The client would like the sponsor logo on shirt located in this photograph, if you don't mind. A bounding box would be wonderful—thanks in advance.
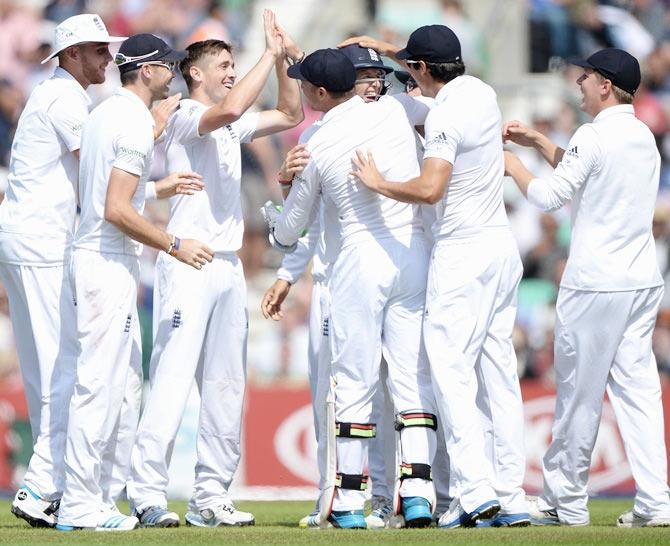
[425,131,449,151]
[321,317,329,337]
[566,146,579,158]
[172,308,182,328]
[124,314,132,333]
[69,121,82,135]
[224,124,240,143]
[118,146,146,160]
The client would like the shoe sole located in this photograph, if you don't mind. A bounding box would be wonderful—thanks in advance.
[494,518,531,527]
[140,519,180,528]
[11,505,55,528]
[185,518,255,527]
[465,502,501,528]
[405,515,432,528]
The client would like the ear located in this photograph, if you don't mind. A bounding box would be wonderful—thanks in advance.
[189,65,202,84]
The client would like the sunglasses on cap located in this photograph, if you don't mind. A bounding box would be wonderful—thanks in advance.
[114,51,177,72]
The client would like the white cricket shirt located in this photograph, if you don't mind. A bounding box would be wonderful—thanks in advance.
[163,99,259,253]
[273,95,424,250]
[423,75,509,240]
[74,88,154,256]
[0,67,90,265]
[527,104,663,291]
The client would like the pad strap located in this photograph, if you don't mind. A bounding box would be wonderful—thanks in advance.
[335,473,368,491]
[394,411,438,431]
[336,422,376,438]
[399,463,432,481]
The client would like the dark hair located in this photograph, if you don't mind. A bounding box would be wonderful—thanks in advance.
[120,68,140,86]
[180,39,233,90]
[426,59,465,83]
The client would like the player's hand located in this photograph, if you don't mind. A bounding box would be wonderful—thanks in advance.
[275,20,303,63]
[502,120,538,147]
[263,9,283,58]
[261,279,292,320]
[155,172,204,198]
[278,144,310,181]
[351,149,384,192]
[174,239,214,270]
[152,93,181,140]
[336,35,398,58]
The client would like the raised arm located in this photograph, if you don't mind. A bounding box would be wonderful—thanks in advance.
[198,9,284,135]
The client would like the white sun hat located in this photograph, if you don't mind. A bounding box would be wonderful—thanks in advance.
[41,13,126,64]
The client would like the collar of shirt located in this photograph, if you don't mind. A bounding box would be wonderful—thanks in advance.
[53,65,92,107]
[321,95,364,125]
[433,74,469,105]
[593,103,635,123]
[116,87,156,127]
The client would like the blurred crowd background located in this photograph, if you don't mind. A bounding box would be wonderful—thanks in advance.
[1,0,670,392]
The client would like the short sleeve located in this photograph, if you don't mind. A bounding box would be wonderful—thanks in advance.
[231,112,260,144]
[171,102,205,143]
[422,108,462,165]
[47,95,89,152]
[113,127,153,176]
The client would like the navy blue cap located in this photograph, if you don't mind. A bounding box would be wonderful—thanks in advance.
[394,70,412,85]
[340,44,393,74]
[396,25,461,63]
[570,48,640,95]
[287,48,356,92]
[115,33,185,74]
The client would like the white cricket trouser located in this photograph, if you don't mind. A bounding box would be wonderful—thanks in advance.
[0,262,78,501]
[128,252,248,512]
[308,280,326,492]
[58,249,140,527]
[329,237,436,512]
[540,286,670,524]
[424,232,526,514]
[368,363,396,501]
[100,336,143,506]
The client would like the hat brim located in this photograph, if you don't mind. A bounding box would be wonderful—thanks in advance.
[395,48,412,61]
[394,70,411,85]
[287,63,306,81]
[568,57,594,70]
[41,35,127,64]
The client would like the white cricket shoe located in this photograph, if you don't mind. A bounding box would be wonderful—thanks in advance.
[95,510,140,532]
[617,510,670,528]
[11,486,58,528]
[185,503,255,527]
[366,496,404,529]
[299,510,321,528]
[137,505,180,527]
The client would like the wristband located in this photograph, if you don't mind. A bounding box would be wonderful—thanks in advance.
[289,51,306,65]
[166,235,181,257]
[277,171,294,186]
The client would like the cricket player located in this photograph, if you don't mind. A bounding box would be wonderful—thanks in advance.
[263,43,443,529]
[349,25,529,528]
[126,10,304,528]
[504,48,670,527]
[266,48,438,530]
[56,33,212,532]
[0,14,126,528]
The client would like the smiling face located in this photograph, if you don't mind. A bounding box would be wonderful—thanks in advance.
[354,68,386,102]
[76,42,113,85]
[146,62,175,101]
[198,48,236,104]
[576,68,609,117]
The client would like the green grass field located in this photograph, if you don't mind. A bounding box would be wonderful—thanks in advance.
[0,499,668,546]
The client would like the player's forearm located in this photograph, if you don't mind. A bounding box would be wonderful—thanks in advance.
[532,131,565,168]
[104,202,172,252]
[274,58,304,127]
[373,176,442,205]
[504,152,536,197]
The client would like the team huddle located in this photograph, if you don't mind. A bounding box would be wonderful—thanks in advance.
[1,7,669,533]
